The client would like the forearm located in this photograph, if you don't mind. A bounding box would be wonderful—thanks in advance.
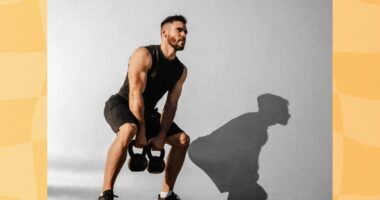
[129,91,145,126]
[158,103,177,138]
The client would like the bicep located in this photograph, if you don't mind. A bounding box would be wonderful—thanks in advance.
[128,48,151,94]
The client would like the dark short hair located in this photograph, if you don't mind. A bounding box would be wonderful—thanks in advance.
[161,15,187,28]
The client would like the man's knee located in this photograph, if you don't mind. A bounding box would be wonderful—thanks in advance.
[178,132,190,149]
[117,123,138,147]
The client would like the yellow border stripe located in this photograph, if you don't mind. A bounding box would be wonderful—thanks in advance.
[0,0,47,199]
[334,0,380,199]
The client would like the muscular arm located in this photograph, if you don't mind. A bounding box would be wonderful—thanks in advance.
[127,47,152,126]
[158,66,188,138]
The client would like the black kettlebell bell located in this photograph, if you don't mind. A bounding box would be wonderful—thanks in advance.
[128,140,148,172]
[147,145,166,174]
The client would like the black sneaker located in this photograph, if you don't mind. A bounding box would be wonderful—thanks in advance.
[98,190,118,200]
[158,192,181,200]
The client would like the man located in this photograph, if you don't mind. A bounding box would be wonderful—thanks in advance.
[99,15,190,200]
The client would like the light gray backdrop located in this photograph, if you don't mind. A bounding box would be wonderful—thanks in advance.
[48,0,331,199]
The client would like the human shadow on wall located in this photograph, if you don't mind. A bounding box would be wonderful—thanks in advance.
[188,93,291,200]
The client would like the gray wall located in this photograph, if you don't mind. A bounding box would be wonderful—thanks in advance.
[48,0,331,199]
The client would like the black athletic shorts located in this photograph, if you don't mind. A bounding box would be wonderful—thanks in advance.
[103,94,183,139]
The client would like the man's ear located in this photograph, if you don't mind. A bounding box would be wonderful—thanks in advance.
[161,29,168,38]
[161,24,170,38]
[161,29,166,37]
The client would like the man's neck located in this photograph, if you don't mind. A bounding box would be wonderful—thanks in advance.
[160,43,176,60]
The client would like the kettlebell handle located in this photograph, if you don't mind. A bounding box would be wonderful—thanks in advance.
[128,140,147,158]
[146,144,165,159]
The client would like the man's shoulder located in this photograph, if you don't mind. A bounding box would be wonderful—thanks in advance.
[129,46,154,69]
[139,44,159,52]
[134,44,159,57]
[137,45,161,60]
[132,47,150,58]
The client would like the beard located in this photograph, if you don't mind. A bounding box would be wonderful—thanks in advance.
[168,35,185,51]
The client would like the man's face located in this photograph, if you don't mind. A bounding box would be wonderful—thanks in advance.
[165,21,187,51]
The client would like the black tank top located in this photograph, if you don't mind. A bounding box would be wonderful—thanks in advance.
[118,45,184,111]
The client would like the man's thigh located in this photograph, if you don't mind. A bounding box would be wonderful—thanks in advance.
[104,95,138,133]
[145,110,185,140]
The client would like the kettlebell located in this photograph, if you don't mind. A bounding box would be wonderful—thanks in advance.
[147,145,166,174]
[128,140,148,172]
